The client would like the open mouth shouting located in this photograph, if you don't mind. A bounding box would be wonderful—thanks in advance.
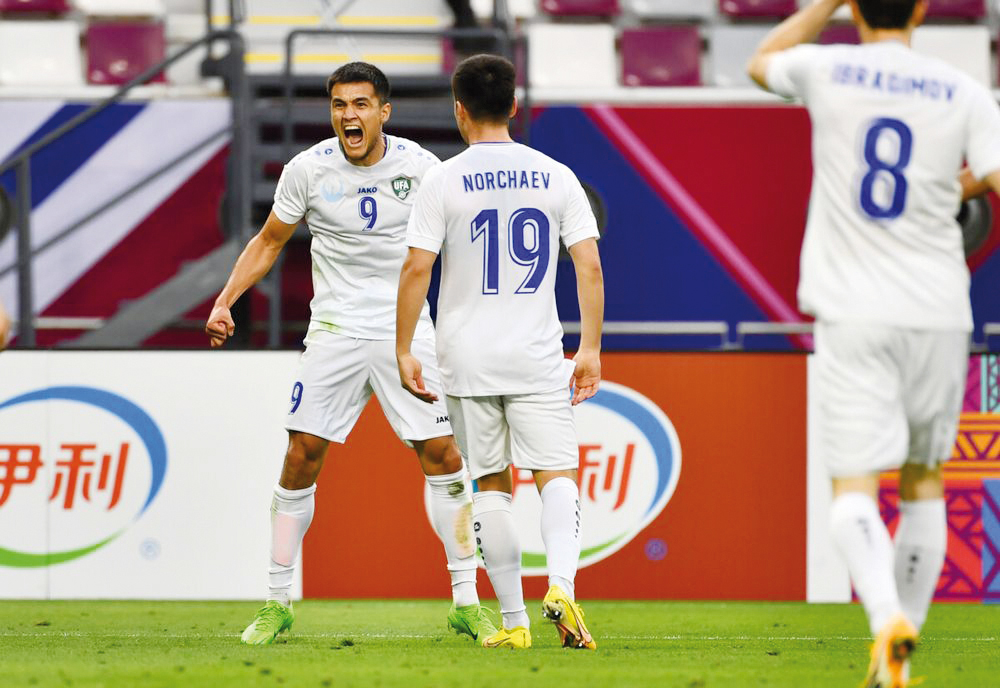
[329,80,391,167]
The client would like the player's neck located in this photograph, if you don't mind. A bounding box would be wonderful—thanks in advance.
[858,25,913,47]
[464,123,513,145]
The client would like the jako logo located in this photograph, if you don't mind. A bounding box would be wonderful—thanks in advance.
[422,381,680,574]
[0,386,168,568]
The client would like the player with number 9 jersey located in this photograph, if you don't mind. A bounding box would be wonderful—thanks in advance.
[273,132,437,342]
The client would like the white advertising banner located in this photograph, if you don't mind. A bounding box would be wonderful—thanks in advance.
[0,351,301,599]
[805,354,852,603]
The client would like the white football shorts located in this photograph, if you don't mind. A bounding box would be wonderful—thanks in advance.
[812,321,968,478]
[446,389,578,481]
[285,333,452,444]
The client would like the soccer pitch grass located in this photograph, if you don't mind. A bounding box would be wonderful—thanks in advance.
[2,600,997,687]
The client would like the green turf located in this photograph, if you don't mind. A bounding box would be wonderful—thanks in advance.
[1,600,996,687]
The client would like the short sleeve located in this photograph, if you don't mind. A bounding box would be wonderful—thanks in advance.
[965,83,1000,180]
[766,45,823,102]
[272,157,310,224]
[560,168,599,248]
[406,163,447,254]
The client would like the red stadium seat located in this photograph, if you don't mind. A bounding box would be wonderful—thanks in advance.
[926,0,985,18]
[86,20,167,85]
[818,24,860,45]
[719,0,796,19]
[540,0,620,16]
[0,0,69,12]
[622,26,701,86]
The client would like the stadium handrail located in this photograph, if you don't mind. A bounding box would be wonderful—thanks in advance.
[0,28,251,348]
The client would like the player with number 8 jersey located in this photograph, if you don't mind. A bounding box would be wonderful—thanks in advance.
[748,2,1000,686]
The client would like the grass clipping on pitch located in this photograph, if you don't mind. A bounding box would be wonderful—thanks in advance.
[2,600,997,687]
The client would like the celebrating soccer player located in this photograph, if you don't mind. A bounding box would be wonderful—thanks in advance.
[396,54,605,650]
[748,1,1000,685]
[206,62,495,645]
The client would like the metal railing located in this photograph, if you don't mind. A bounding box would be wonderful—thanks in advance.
[0,26,251,347]
[15,318,1000,352]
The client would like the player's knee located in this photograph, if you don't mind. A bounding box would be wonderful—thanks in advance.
[285,431,328,465]
[418,436,463,473]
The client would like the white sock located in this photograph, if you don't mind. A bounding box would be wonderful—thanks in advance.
[267,483,316,606]
[540,477,581,601]
[829,492,901,636]
[894,498,947,631]
[426,469,479,607]
[473,490,529,629]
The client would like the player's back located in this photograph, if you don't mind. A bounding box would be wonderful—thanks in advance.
[418,142,596,396]
[769,41,1000,330]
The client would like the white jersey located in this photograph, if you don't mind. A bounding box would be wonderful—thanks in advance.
[272,134,439,341]
[767,41,1000,331]
[406,142,599,397]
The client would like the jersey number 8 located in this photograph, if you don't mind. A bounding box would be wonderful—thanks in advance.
[858,117,912,221]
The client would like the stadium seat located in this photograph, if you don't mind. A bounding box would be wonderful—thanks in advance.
[87,21,168,85]
[0,0,69,13]
[621,26,701,86]
[0,19,83,85]
[925,0,985,19]
[527,23,616,89]
[718,0,795,19]
[164,11,209,85]
[818,24,859,44]
[625,0,714,20]
[540,0,620,15]
[911,25,990,88]
[708,24,770,87]
[75,0,165,16]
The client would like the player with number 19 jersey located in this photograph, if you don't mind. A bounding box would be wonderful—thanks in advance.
[405,142,599,397]
[273,134,438,342]
[766,42,1000,331]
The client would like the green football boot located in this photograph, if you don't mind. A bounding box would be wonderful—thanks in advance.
[241,600,294,645]
[447,603,499,641]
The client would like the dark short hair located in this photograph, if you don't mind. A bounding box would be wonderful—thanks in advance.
[326,61,390,102]
[451,54,516,124]
[856,0,920,29]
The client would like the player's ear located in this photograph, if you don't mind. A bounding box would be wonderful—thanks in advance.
[910,0,928,28]
[380,100,392,125]
[509,96,518,120]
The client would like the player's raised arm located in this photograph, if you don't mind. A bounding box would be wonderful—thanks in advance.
[205,210,298,348]
[396,247,438,402]
[747,0,846,89]
[568,237,604,405]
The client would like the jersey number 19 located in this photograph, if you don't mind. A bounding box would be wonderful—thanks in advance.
[471,207,550,295]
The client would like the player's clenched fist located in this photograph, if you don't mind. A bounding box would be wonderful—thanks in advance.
[205,304,235,348]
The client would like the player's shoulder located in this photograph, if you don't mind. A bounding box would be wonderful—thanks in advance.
[287,137,343,170]
[386,135,441,166]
